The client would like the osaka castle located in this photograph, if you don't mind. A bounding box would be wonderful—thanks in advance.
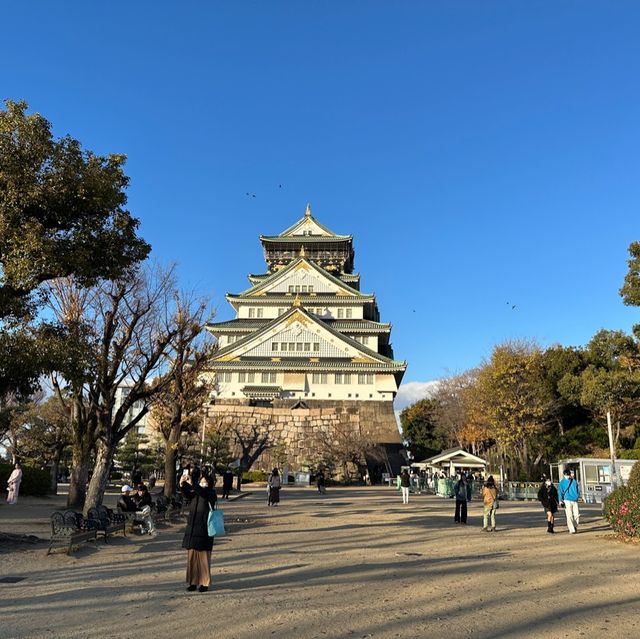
[205,204,407,470]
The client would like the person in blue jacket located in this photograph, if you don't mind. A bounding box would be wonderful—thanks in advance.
[558,468,580,534]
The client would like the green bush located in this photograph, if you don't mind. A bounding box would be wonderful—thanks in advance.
[0,463,51,496]
[603,463,640,539]
[241,470,268,483]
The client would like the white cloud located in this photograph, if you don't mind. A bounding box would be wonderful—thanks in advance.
[394,380,440,413]
[394,380,440,432]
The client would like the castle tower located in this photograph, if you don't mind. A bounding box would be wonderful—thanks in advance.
[205,205,407,472]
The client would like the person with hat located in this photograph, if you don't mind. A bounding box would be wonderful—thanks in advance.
[558,468,580,533]
[118,485,137,512]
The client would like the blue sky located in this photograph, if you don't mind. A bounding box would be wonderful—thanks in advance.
[2,2,640,403]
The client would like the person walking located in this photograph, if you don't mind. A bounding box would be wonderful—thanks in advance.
[454,472,471,524]
[6,462,23,505]
[400,468,411,504]
[316,469,327,494]
[558,468,580,534]
[222,468,234,499]
[537,475,559,534]
[267,468,281,506]
[180,469,217,592]
[481,476,499,532]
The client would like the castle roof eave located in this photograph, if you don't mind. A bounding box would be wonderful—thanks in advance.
[210,305,402,367]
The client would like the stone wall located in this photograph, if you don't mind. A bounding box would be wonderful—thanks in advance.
[204,400,401,471]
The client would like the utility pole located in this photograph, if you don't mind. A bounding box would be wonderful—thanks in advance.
[606,410,619,489]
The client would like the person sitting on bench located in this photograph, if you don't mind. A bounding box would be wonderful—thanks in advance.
[119,485,156,535]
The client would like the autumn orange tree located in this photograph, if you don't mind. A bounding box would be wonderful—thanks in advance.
[473,341,554,479]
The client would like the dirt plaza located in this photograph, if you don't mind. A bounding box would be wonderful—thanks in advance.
[1,486,639,639]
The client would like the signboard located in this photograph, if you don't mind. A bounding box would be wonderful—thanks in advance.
[619,465,632,483]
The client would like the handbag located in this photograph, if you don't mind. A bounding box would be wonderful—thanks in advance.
[207,503,225,537]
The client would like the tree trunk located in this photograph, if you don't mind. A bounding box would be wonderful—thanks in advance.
[49,447,62,495]
[164,442,178,498]
[67,446,91,509]
[557,418,564,437]
[84,442,116,515]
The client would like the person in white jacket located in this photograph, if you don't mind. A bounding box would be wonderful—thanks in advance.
[6,462,23,505]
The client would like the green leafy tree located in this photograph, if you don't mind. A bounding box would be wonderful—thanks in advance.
[400,398,443,459]
[0,99,149,434]
[620,241,640,307]
[0,100,149,321]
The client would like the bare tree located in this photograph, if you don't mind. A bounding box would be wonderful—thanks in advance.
[150,291,216,497]
[231,423,273,490]
[312,421,376,482]
[47,265,181,511]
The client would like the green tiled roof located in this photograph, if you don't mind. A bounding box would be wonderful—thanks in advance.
[226,293,376,305]
[207,318,390,333]
[275,212,351,239]
[260,235,352,243]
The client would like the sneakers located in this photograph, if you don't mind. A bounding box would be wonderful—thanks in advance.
[187,585,197,592]
[198,586,208,593]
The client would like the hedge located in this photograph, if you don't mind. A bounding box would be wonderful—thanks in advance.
[0,463,51,497]
[241,470,268,483]
[603,463,640,539]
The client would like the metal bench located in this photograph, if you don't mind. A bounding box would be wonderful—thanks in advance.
[48,510,98,555]
[87,506,126,542]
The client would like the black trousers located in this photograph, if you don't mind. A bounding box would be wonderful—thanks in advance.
[455,499,467,523]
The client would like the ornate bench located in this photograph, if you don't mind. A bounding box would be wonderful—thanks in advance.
[48,510,97,555]
[87,505,126,542]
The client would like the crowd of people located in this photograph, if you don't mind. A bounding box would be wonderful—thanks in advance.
[396,467,581,535]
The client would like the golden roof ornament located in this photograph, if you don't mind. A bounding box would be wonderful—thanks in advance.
[292,293,302,307]
[304,203,312,218]
[299,245,306,257]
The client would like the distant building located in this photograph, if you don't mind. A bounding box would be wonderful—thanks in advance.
[114,385,150,437]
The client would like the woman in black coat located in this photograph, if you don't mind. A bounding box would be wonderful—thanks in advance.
[180,470,217,592]
[537,476,559,534]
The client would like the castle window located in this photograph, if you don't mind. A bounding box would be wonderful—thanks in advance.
[302,285,307,293]
[248,308,255,318]
[313,343,320,351]
[281,343,288,351]
[304,342,310,351]
[289,342,295,351]
[247,372,255,382]
[337,308,344,319]
[288,286,294,294]
[261,372,269,383]
[257,308,263,318]
[238,372,246,383]
[296,343,303,351]
[278,308,285,315]
[344,374,351,384]
[272,342,278,351]
[346,308,352,318]
[295,285,301,293]
[309,285,314,293]
[335,373,343,384]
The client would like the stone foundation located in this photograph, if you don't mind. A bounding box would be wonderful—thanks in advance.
[204,400,401,471]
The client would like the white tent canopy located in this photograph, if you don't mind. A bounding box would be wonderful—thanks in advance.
[414,447,488,476]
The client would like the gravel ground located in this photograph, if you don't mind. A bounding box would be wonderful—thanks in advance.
[0,486,639,639]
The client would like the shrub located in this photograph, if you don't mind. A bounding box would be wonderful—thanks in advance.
[603,463,640,539]
[242,470,268,483]
[0,464,51,496]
